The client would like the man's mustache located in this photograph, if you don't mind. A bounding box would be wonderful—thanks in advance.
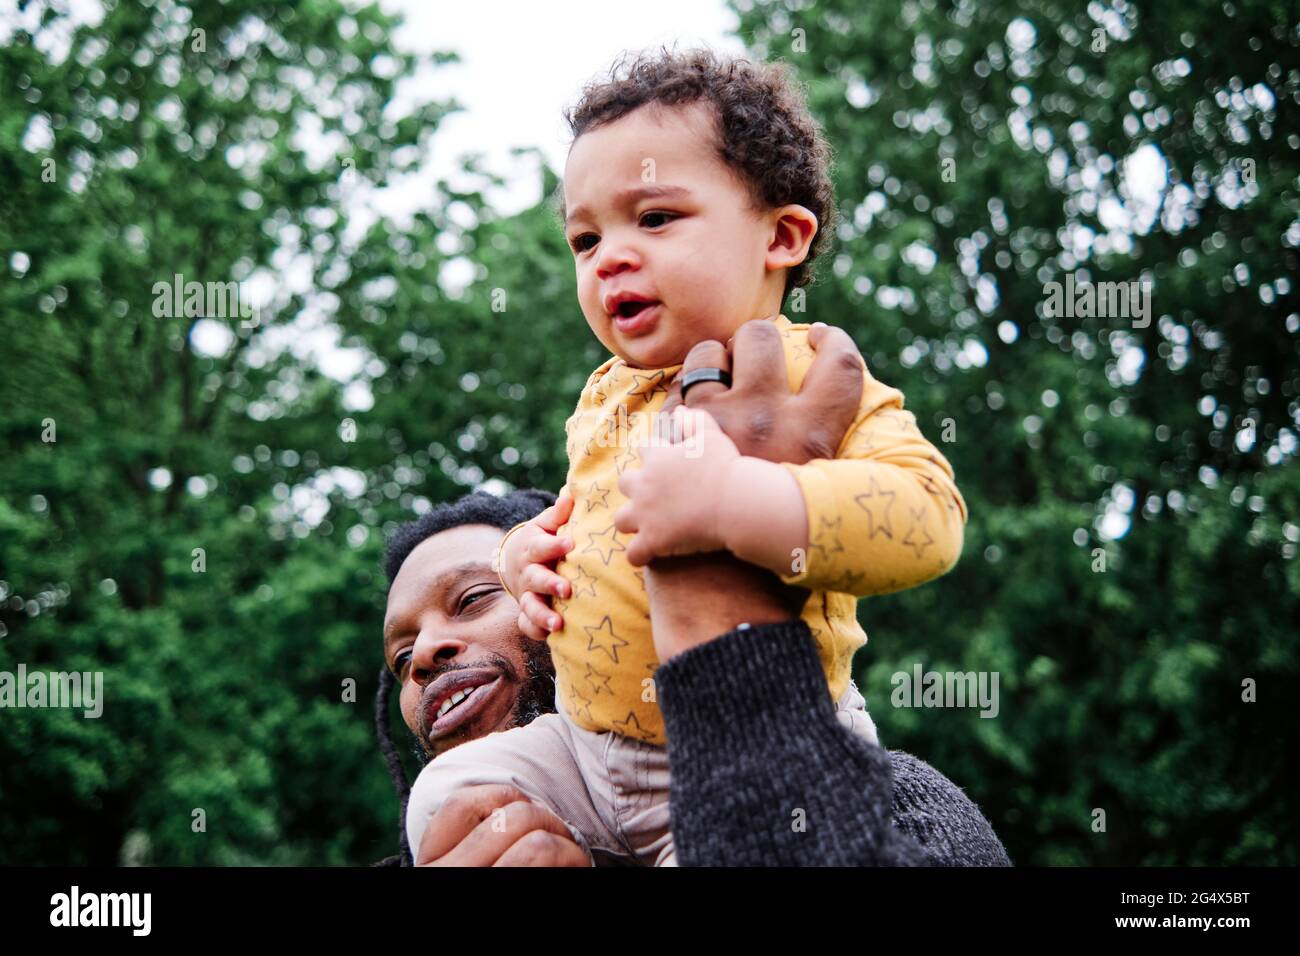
[415,654,517,743]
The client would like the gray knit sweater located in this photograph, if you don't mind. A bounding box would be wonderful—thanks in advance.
[656,620,1012,866]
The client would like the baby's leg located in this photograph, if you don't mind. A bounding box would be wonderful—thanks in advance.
[561,713,676,866]
[405,712,625,863]
[835,679,881,747]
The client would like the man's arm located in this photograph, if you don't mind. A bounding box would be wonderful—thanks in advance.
[655,618,930,866]
[645,323,1007,866]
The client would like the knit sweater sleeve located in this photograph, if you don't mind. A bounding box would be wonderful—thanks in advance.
[655,619,1012,867]
[655,619,930,866]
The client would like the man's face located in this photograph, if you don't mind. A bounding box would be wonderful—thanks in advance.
[384,524,553,760]
[563,100,778,369]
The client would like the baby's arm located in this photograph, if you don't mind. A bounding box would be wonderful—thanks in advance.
[756,390,967,596]
[616,381,965,596]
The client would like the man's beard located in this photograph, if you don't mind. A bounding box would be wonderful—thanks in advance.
[411,636,556,763]
[512,636,557,727]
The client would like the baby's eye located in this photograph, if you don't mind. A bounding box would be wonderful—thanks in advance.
[640,211,676,228]
[570,234,598,254]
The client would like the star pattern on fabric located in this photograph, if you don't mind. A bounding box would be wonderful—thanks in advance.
[612,710,657,742]
[613,443,640,475]
[582,523,627,565]
[792,340,815,361]
[569,682,594,723]
[570,564,597,599]
[928,456,961,511]
[630,370,668,400]
[838,569,872,595]
[853,476,896,540]
[809,624,828,655]
[877,410,917,433]
[584,481,611,512]
[810,514,846,563]
[917,472,944,499]
[902,506,935,559]
[584,662,613,695]
[846,430,878,455]
[583,615,629,664]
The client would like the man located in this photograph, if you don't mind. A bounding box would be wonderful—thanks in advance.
[375,322,1011,866]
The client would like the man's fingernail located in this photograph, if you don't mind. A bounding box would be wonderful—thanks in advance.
[550,616,561,629]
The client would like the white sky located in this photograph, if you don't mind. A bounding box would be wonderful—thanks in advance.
[377,0,743,217]
[198,0,744,390]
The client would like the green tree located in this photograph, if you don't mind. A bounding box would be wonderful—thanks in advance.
[0,0,460,864]
[733,0,1299,863]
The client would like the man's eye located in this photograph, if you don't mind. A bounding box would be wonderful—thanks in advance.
[459,587,495,613]
[570,234,598,253]
[393,650,412,680]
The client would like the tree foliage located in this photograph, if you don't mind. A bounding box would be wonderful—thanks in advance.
[1,0,1296,864]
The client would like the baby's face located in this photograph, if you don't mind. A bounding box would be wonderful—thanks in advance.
[563,101,778,369]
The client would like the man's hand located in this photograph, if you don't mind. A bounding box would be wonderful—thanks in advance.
[415,784,589,867]
[498,490,575,640]
[661,319,865,464]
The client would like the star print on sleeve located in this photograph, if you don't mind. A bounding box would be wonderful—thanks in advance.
[583,615,629,664]
[902,506,936,559]
[775,363,967,598]
[809,514,846,563]
[844,431,877,455]
[582,523,627,565]
[853,476,896,540]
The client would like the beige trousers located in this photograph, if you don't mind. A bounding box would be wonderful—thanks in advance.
[405,681,879,866]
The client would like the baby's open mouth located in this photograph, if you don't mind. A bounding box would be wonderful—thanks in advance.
[616,300,657,318]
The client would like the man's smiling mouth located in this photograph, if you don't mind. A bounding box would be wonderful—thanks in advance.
[422,671,504,741]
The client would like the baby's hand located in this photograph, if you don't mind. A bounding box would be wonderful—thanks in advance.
[615,407,741,566]
[498,489,575,641]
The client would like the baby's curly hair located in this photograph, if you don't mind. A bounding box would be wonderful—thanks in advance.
[559,46,837,303]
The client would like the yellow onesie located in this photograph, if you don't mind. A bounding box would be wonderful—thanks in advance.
[549,314,968,745]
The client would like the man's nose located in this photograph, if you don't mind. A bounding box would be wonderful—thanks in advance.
[409,621,467,687]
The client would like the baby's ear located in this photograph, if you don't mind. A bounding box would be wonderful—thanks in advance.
[766,204,818,271]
